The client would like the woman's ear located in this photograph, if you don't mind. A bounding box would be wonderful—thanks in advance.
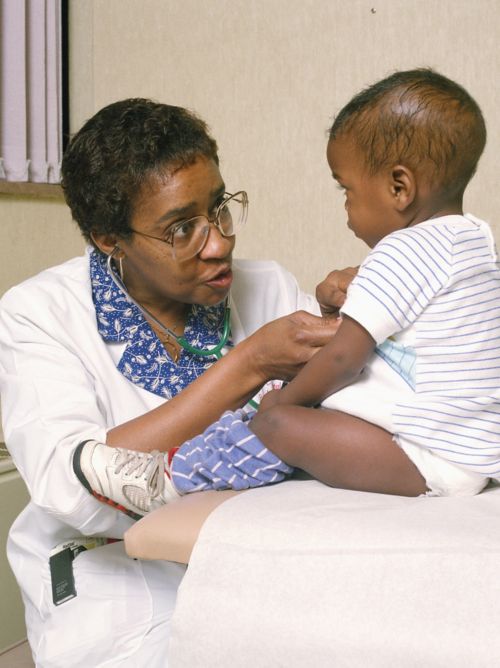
[90,232,122,256]
[390,165,416,212]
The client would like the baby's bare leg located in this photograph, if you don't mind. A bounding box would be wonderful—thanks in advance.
[250,406,427,496]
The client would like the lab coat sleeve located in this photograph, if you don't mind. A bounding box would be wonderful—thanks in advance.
[230,259,320,336]
[296,285,320,316]
[0,294,126,536]
[273,261,320,316]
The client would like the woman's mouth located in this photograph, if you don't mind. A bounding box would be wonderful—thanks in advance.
[205,268,233,290]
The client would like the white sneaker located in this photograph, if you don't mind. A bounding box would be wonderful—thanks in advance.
[73,440,178,520]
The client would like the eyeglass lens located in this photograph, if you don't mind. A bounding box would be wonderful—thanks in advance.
[173,193,247,261]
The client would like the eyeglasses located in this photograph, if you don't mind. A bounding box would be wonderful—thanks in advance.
[129,190,248,261]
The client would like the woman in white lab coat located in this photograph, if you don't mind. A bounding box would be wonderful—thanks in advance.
[0,99,339,667]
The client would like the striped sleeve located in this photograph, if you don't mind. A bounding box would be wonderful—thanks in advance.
[341,225,452,343]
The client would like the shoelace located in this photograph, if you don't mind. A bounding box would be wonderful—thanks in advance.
[113,449,165,498]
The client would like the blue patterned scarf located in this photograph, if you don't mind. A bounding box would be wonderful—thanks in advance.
[90,249,232,399]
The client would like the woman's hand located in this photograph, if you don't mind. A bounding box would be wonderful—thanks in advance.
[108,310,338,452]
[244,310,341,383]
[316,266,358,317]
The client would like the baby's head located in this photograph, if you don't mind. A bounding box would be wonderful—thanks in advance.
[327,69,486,246]
[330,68,486,198]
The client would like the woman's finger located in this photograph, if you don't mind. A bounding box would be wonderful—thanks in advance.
[287,310,341,346]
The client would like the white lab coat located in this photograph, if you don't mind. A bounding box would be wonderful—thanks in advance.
[0,250,317,668]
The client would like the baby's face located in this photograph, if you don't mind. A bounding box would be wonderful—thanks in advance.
[326,136,405,248]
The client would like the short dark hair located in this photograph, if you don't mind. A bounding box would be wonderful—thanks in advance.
[329,68,486,197]
[61,98,219,243]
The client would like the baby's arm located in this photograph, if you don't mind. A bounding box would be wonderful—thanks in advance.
[265,315,375,408]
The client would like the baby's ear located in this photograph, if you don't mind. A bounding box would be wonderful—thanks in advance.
[390,165,416,211]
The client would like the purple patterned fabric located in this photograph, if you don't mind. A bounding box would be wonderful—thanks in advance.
[172,409,293,493]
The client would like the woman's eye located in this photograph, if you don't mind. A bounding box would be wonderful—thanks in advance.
[174,220,194,237]
[212,199,226,216]
[171,219,197,239]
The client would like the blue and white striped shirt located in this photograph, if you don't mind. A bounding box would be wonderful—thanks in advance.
[342,214,500,477]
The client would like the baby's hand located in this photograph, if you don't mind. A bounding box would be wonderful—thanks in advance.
[258,388,282,412]
[316,266,358,317]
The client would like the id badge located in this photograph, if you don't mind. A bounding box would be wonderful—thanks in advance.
[48,537,115,606]
[49,547,77,606]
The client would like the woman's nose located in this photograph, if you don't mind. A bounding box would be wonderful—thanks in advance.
[198,224,235,259]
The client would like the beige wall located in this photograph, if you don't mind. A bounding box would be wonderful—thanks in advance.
[0,196,83,295]
[0,466,30,651]
[1,0,499,298]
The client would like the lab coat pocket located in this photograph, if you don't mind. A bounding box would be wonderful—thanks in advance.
[37,541,152,667]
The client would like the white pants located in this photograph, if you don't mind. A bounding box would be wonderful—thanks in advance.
[31,541,185,667]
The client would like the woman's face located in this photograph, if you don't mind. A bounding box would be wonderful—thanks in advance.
[118,157,235,312]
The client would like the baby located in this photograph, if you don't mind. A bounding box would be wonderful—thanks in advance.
[74,68,500,517]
